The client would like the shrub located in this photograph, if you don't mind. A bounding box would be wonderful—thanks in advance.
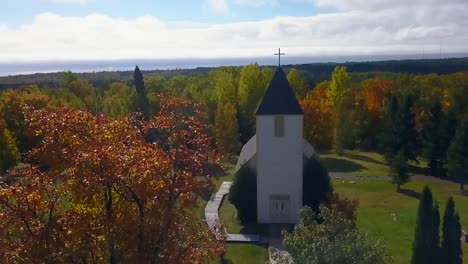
[228,166,257,223]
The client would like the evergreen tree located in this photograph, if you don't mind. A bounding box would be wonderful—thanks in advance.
[446,120,468,190]
[399,95,419,161]
[390,149,410,192]
[133,66,150,119]
[380,95,400,163]
[228,166,257,223]
[422,100,445,176]
[380,94,418,164]
[303,157,333,212]
[411,186,439,264]
[441,197,463,264]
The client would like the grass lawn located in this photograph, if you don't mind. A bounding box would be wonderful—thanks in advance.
[320,150,426,176]
[334,179,468,263]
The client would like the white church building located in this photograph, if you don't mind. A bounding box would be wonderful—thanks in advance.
[234,67,316,224]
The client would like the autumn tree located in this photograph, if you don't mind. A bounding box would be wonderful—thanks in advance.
[102,82,136,117]
[0,118,19,174]
[134,65,150,119]
[215,102,240,155]
[237,63,272,143]
[0,96,223,263]
[300,81,333,149]
[287,68,305,98]
[446,119,468,190]
[0,85,50,153]
[327,66,352,155]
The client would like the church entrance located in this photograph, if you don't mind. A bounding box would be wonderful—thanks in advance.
[269,194,290,222]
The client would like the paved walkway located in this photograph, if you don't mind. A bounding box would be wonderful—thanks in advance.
[204,181,260,243]
[330,172,467,184]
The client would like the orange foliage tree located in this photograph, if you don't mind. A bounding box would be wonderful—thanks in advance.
[0,95,223,263]
[300,82,334,149]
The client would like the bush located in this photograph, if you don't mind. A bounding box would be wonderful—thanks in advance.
[228,166,257,223]
[303,156,333,212]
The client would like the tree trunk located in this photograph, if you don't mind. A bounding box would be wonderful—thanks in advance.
[137,202,145,264]
[105,185,116,264]
[461,182,464,191]
[397,184,401,193]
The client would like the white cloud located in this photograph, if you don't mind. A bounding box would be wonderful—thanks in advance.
[205,0,230,15]
[1,3,468,62]
[309,0,467,10]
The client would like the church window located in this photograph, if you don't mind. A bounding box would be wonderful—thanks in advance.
[274,116,285,137]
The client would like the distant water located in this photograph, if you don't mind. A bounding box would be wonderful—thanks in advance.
[1,53,467,77]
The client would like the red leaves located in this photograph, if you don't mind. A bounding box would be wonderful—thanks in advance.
[0,95,223,262]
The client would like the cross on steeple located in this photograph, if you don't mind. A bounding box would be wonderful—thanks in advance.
[274,48,285,67]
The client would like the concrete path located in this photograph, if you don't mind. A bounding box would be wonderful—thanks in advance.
[330,172,467,184]
[204,181,260,243]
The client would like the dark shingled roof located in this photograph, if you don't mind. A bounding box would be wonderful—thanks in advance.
[256,67,304,115]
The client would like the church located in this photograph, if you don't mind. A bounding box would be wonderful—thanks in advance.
[234,66,316,224]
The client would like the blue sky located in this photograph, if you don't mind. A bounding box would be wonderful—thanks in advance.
[1,0,328,26]
[1,0,468,61]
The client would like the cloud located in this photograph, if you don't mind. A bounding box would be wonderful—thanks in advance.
[1,3,468,62]
[309,0,467,10]
[205,0,229,15]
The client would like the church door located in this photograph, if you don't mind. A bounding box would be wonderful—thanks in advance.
[269,195,290,222]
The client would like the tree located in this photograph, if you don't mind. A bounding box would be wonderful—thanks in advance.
[380,94,418,164]
[303,157,332,212]
[390,149,410,192]
[134,65,150,119]
[0,118,19,174]
[0,97,223,263]
[411,186,440,264]
[327,66,351,155]
[101,82,135,117]
[282,206,386,264]
[441,197,463,264]
[237,63,266,143]
[228,166,257,223]
[287,68,305,98]
[446,120,468,190]
[300,84,334,150]
[215,102,240,155]
[422,100,455,177]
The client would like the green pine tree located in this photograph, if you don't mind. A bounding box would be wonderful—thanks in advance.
[441,197,463,264]
[446,120,468,190]
[399,95,419,161]
[303,156,333,212]
[411,186,439,264]
[390,149,410,192]
[380,95,400,163]
[422,100,446,177]
[133,65,150,119]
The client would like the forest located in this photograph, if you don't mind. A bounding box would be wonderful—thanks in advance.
[1,61,468,262]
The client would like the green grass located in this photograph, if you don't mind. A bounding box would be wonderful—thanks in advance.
[333,179,468,263]
[320,150,426,176]
[210,244,269,264]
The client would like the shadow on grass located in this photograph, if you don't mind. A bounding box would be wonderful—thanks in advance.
[343,153,387,166]
[408,164,427,175]
[321,157,366,173]
[399,188,420,199]
[239,223,269,236]
[460,189,468,197]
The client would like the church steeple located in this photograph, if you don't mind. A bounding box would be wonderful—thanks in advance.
[256,67,303,116]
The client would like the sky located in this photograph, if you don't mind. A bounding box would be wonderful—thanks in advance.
[1,0,468,62]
